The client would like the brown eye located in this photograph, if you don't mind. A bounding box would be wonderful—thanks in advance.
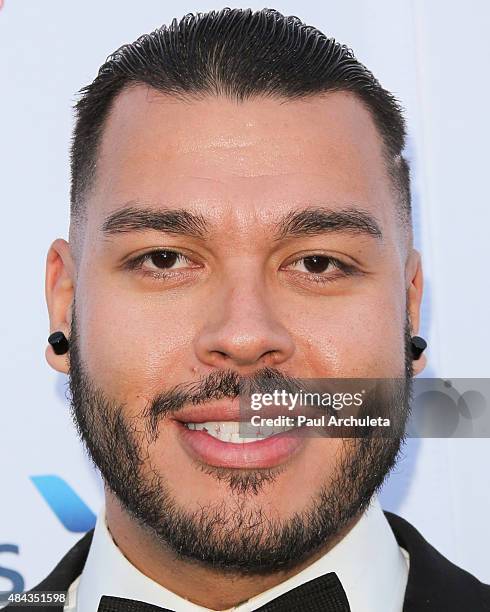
[302,256,333,273]
[149,250,179,269]
[127,250,194,274]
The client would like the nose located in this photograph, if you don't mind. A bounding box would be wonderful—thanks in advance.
[193,277,295,370]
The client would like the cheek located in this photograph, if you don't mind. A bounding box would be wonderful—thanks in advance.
[76,276,198,400]
[289,290,406,377]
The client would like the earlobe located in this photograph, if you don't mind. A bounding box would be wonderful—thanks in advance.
[412,351,427,376]
[45,239,75,374]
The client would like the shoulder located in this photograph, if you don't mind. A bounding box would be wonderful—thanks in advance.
[2,530,94,612]
[385,511,490,611]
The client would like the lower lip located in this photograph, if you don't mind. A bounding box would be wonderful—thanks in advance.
[174,421,306,468]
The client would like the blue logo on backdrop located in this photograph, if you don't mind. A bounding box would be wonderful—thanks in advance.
[0,477,95,600]
[30,475,96,532]
[0,545,24,597]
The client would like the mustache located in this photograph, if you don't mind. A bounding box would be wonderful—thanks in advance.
[142,366,304,436]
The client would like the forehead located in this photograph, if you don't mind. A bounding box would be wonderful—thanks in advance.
[89,85,395,232]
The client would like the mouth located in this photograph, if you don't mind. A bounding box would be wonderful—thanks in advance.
[183,420,297,443]
[171,402,306,469]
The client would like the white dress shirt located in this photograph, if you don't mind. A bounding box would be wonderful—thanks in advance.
[64,494,409,612]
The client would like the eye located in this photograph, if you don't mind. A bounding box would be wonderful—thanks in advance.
[124,249,198,277]
[282,254,358,285]
[290,255,336,274]
[143,250,190,270]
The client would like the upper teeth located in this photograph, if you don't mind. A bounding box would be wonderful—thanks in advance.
[185,421,296,443]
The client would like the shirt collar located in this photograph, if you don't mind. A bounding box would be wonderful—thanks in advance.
[73,494,409,612]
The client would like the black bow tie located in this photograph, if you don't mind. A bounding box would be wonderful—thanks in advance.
[97,572,351,611]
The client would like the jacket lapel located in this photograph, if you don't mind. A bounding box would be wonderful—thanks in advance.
[2,530,94,612]
[385,511,490,611]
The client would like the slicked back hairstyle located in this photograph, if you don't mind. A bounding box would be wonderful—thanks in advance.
[70,8,411,232]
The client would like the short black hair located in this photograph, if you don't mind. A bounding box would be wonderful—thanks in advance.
[71,8,411,229]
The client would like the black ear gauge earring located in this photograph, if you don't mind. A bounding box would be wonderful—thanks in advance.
[48,331,70,355]
[410,335,427,361]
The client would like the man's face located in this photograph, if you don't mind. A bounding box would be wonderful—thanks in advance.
[47,87,423,572]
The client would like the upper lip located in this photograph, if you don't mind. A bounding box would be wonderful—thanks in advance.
[171,400,244,423]
[170,400,293,423]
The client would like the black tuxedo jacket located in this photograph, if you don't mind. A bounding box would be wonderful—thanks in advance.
[4,512,490,611]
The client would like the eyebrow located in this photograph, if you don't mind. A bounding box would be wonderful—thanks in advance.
[101,204,383,241]
[101,205,208,239]
[274,206,383,241]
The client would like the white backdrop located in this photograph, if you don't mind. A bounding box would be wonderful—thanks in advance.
[1,0,489,593]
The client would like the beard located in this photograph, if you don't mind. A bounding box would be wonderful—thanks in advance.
[67,304,414,576]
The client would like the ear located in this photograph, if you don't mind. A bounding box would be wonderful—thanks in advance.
[45,239,75,374]
[406,248,426,375]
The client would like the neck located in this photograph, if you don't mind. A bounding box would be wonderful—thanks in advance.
[105,492,363,610]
